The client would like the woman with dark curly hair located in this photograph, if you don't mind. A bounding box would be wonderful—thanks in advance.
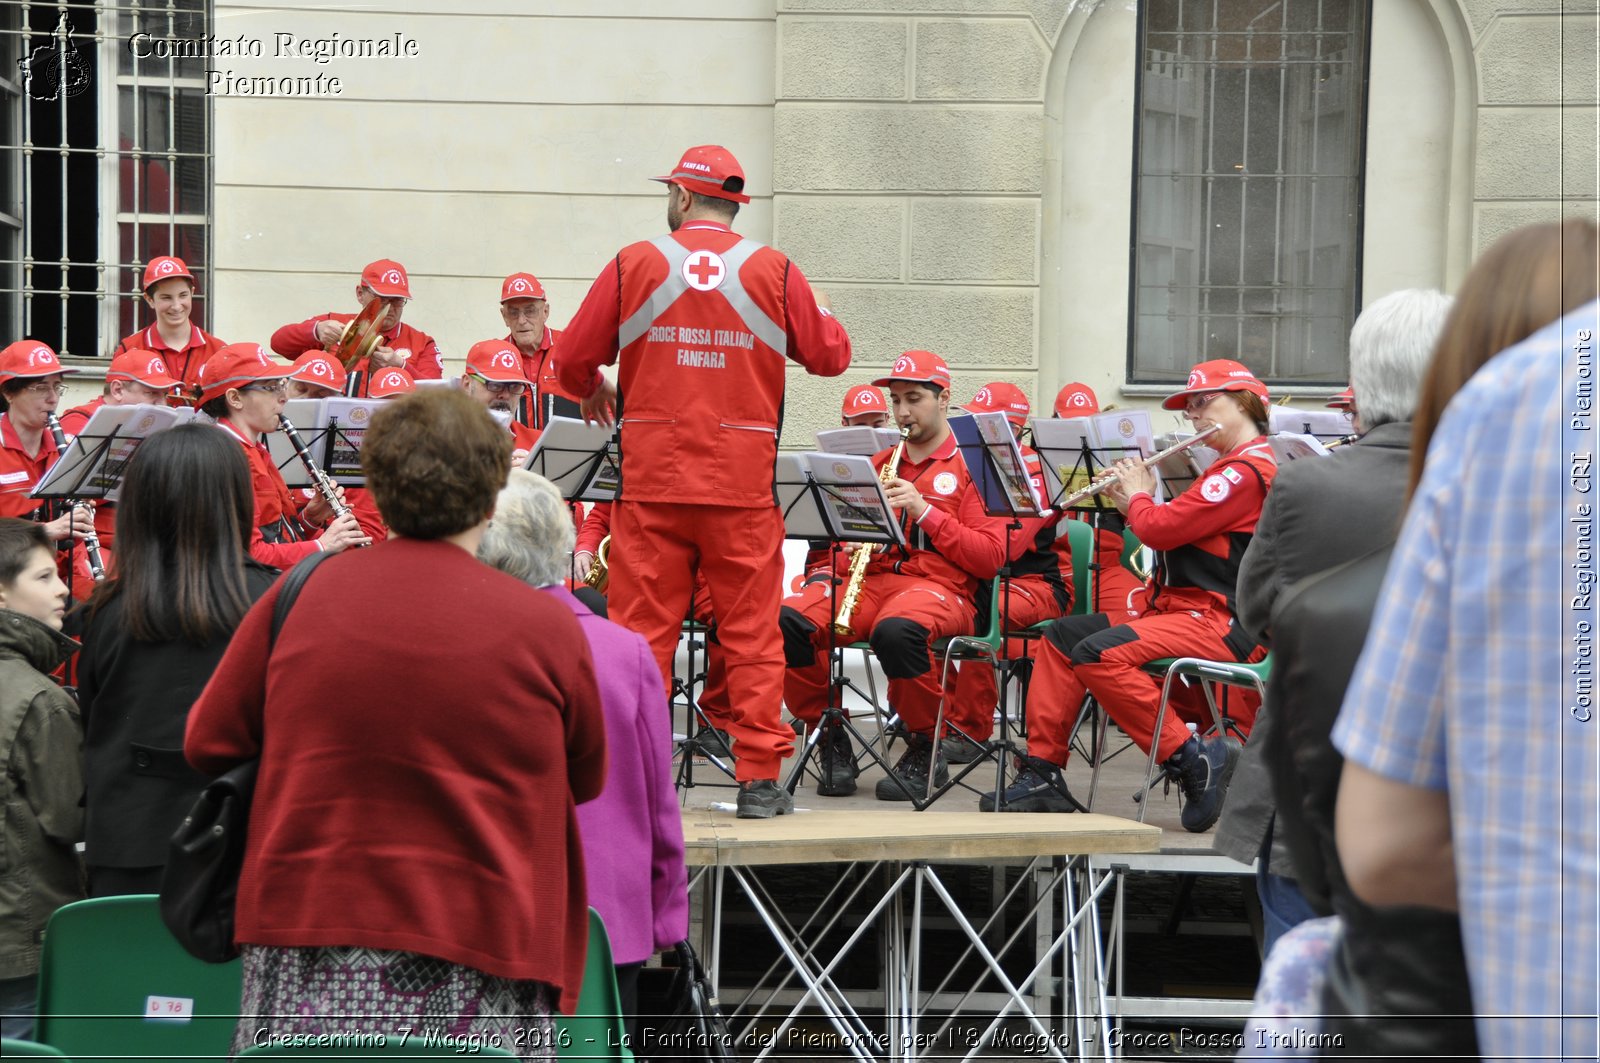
[186,388,606,1060]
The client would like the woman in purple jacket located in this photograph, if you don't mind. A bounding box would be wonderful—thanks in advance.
[480,470,688,1029]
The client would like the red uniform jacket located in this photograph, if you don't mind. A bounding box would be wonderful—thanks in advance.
[0,413,57,519]
[863,433,1013,599]
[184,537,607,1014]
[217,420,320,569]
[115,324,227,406]
[270,315,443,395]
[508,327,581,429]
[1128,438,1277,636]
[56,397,103,438]
[556,219,851,507]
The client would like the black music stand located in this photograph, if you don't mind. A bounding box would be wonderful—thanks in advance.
[924,413,1093,810]
[1032,419,1141,615]
[775,453,908,801]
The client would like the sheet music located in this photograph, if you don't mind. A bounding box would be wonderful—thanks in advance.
[1268,431,1331,463]
[814,425,902,456]
[1031,417,1140,510]
[800,452,904,544]
[1090,409,1154,455]
[523,416,620,502]
[1268,405,1351,440]
[32,403,195,500]
[949,411,1042,517]
[1151,431,1214,502]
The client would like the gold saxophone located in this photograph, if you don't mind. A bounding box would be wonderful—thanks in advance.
[583,534,611,592]
[832,427,911,637]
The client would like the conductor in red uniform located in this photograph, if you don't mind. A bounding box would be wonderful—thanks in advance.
[557,144,852,818]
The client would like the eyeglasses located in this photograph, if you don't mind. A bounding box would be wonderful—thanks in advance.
[20,381,67,396]
[471,374,526,396]
[503,304,547,321]
[1183,392,1222,414]
[239,381,288,396]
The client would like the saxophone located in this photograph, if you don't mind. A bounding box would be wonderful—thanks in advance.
[831,426,910,637]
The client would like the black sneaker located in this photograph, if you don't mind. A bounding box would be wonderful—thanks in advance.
[978,756,1074,813]
[1164,733,1240,833]
[940,733,986,764]
[689,725,732,759]
[736,779,794,819]
[874,735,949,801]
[815,724,858,796]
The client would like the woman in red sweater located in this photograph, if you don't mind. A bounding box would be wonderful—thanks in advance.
[186,388,607,1059]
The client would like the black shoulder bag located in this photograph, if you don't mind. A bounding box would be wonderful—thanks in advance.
[159,551,329,962]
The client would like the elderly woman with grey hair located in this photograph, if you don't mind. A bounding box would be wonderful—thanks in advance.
[479,471,688,1029]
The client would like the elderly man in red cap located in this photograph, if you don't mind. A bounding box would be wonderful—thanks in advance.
[499,272,581,432]
[113,256,227,403]
[271,259,444,396]
[780,351,1015,802]
[557,144,852,818]
[460,338,540,466]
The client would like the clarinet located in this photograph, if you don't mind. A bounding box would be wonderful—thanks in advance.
[276,415,353,523]
[44,414,107,581]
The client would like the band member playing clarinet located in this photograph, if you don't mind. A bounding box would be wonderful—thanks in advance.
[0,342,93,584]
[984,359,1276,828]
[558,144,851,818]
[197,344,367,566]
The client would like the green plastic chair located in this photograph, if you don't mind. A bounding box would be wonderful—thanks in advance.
[241,1036,518,1058]
[1,1038,68,1058]
[34,894,242,1061]
[556,909,634,1063]
[1133,654,1273,821]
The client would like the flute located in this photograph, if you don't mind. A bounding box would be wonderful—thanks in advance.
[44,414,107,580]
[1056,424,1221,508]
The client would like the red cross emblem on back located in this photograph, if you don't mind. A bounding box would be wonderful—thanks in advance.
[682,251,726,292]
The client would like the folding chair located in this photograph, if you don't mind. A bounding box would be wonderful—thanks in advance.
[556,909,634,1063]
[1132,654,1272,821]
[34,895,241,1060]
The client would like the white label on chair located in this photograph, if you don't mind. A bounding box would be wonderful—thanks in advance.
[144,995,194,1022]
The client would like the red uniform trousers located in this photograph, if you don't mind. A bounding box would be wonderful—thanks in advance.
[947,577,1067,742]
[1024,606,1261,767]
[1090,562,1147,620]
[608,500,789,782]
[688,577,735,732]
[781,573,976,737]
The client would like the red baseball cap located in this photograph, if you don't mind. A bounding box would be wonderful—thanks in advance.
[501,273,547,302]
[0,340,73,383]
[369,367,417,398]
[196,343,294,407]
[841,384,887,419]
[651,145,751,204]
[962,381,1032,427]
[1161,358,1270,410]
[872,350,951,390]
[464,339,529,384]
[288,350,348,392]
[360,259,411,299]
[1326,386,1355,411]
[107,348,180,390]
[141,255,195,292]
[1052,382,1100,417]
